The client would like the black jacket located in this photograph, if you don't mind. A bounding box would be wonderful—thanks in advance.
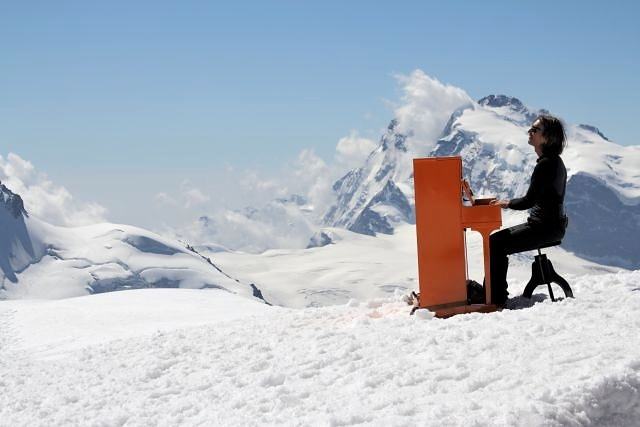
[508,154,567,226]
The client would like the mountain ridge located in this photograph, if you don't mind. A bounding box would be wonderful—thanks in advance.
[1,182,28,219]
[322,94,640,268]
[0,183,268,301]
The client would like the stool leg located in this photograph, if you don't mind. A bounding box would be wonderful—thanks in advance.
[546,260,574,299]
[546,283,556,302]
[538,255,555,302]
[522,257,544,298]
[522,254,573,301]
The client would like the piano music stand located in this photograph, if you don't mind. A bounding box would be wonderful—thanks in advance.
[412,156,503,318]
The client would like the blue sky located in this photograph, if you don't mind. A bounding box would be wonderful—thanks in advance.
[1,0,638,226]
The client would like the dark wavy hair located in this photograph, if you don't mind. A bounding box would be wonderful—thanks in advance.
[537,114,567,156]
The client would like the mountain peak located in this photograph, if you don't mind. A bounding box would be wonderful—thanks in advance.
[275,194,308,206]
[577,124,610,141]
[477,94,541,126]
[0,182,28,219]
[478,94,525,109]
[380,119,408,152]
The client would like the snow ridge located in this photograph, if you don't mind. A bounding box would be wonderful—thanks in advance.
[0,183,43,285]
[0,182,28,219]
[1,185,267,300]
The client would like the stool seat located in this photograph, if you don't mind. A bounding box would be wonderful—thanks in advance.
[522,242,573,301]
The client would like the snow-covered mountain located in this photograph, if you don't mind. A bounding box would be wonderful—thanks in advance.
[0,182,42,285]
[433,95,640,269]
[0,183,267,301]
[322,120,415,236]
[323,95,640,269]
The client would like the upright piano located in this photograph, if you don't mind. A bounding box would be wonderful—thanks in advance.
[413,156,502,318]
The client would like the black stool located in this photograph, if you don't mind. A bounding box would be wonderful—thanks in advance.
[522,241,573,301]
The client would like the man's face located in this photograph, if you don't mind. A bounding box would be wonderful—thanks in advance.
[527,119,546,148]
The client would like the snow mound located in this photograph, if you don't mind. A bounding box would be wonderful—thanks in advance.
[0,213,264,301]
[1,270,639,425]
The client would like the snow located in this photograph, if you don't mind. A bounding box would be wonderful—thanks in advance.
[563,126,640,205]
[2,89,640,424]
[2,216,259,300]
[452,101,640,206]
[210,215,624,309]
[0,289,274,358]
[2,271,639,426]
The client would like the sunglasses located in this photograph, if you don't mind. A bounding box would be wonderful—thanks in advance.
[528,126,542,135]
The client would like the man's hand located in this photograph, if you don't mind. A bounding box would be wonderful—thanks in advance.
[490,199,510,209]
[461,179,473,197]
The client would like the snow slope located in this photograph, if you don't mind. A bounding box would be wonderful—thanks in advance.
[0,288,275,359]
[1,271,639,426]
[1,184,265,302]
[211,212,625,309]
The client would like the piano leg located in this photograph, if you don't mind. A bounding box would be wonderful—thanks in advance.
[478,228,493,305]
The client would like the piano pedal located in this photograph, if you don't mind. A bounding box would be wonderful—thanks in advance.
[403,291,419,305]
[405,291,421,315]
[402,291,417,305]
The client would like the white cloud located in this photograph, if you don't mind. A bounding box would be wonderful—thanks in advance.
[393,70,473,153]
[164,149,339,252]
[175,201,317,254]
[292,149,329,188]
[239,172,283,196]
[0,153,107,226]
[184,188,209,208]
[290,150,337,220]
[335,131,377,168]
[154,192,178,207]
[154,182,211,210]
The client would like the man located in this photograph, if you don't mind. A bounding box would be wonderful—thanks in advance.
[487,115,568,306]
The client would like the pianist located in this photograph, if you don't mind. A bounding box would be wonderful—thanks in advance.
[488,115,568,307]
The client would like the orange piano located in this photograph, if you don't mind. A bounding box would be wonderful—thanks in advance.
[412,156,502,318]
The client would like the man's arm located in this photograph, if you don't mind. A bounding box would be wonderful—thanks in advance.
[508,160,547,210]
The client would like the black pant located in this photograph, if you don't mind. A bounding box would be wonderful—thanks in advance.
[488,221,566,305]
